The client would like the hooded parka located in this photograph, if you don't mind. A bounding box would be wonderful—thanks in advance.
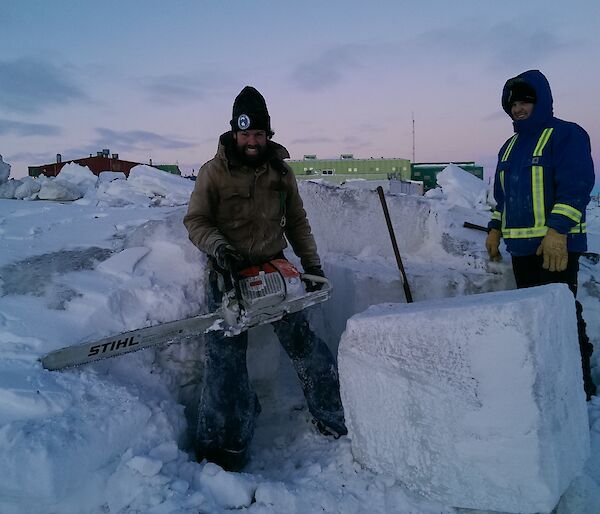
[184,132,321,270]
[488,70,595,256]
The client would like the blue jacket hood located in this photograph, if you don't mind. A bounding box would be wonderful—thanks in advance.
[502,70,554,133]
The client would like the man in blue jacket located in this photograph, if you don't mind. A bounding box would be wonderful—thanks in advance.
[486,70,596,400]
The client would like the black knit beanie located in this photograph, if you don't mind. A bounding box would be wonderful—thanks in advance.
[507,80,537,105]
[230,86,273,135]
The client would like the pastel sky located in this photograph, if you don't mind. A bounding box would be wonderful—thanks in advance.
[1,0,599,186]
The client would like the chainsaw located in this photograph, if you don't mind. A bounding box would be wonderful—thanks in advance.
[41,259,330,371]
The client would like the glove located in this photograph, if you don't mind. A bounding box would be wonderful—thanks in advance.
[303,266,326,292]
[215,244,244,273]
[536,228,568,272]
[485,229,502,262]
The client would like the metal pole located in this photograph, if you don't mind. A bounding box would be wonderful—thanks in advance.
[463,221,488,232]
[376,186,413,303]
[412,112,415,163]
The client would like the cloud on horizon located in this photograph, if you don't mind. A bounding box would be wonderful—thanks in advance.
[3,150,61,167]
[484,23,580,72]
[0,57,86,114]
[0,118,61,137]
[94,127,196,151]
[142,71,233,105]
[407,18,580,74]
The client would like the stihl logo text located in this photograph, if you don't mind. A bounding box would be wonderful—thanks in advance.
[88,337,138,357]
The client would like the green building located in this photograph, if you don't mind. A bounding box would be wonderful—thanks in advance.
[411,162,483,192]
[154,164,182,175]
[286,154,411,184]
[286,155,483,192]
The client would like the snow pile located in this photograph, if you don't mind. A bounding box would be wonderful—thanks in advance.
[0,154,10,183]
[339,283,590,513]
[58,162,99,193]
[0,162,194,206]
[126,165,195,206]
[426,163,489,211]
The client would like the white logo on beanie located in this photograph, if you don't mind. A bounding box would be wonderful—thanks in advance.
[237,114,250,130]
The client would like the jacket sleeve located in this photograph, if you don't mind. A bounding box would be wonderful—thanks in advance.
[546,123,595,234]
[282,170,321,270]
[183,164,228,257]
[488,146,507,233]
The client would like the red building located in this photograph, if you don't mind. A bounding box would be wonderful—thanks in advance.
[29,149,145,178]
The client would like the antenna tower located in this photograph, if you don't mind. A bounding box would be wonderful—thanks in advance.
[412,112,415,163]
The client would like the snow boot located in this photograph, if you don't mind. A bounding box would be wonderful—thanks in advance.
[197,446,249,472]
[312,417,347,439]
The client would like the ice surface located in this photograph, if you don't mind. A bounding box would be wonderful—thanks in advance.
[339,283,590,513]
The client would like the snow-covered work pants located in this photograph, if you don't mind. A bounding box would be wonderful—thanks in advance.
[193,265,346,468]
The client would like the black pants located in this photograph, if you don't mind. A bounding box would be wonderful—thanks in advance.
[194,264,346,465]
[512,253,595,400]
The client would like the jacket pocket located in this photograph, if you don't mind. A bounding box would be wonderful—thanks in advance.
[218,186,251,220]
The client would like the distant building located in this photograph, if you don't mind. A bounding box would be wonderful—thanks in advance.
[28,149,181,178]
[286,155,483,193]
[154,164,181,175]
[286,154,411,183]
[411,162,483,192]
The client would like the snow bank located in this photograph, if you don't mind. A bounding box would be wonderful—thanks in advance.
[0,162,194,206]
[426,163,489,211]
[57,162,98,193]
[298,180,512,302]
[299,180,431,259]
[126,165,194,206]
[339,283,590,513]
[0,362,153,503]
[0,154,10,183]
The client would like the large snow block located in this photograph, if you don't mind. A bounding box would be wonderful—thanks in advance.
[338,284,590,514]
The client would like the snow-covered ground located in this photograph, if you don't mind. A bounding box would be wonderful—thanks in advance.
[0,162,599,513]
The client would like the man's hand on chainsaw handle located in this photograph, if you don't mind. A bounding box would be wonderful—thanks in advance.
[536,228,568,272]
[215,244,244,273]
[303,266,326,292]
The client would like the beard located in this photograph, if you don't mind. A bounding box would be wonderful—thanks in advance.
[235,141,268,167]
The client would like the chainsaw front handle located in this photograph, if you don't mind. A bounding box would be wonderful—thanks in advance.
[300,273,329,285]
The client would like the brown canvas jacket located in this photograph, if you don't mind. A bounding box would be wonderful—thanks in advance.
[183,132,321,270]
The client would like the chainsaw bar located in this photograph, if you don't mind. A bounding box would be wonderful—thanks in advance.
[41,278,330,371]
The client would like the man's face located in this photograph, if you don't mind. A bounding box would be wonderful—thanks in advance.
[510,101,534,121]
[234,130,268,162]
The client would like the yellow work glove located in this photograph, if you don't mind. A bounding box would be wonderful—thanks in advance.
[536,228,568,272]
[485,229,502,262]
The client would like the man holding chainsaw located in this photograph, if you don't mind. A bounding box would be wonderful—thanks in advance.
[183,86,347,471]
[486,70,596,400]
